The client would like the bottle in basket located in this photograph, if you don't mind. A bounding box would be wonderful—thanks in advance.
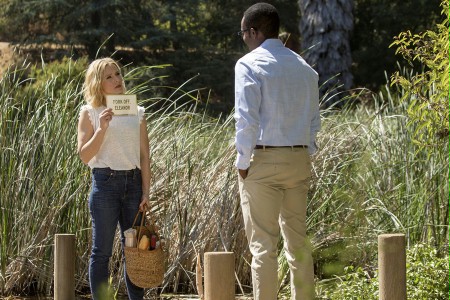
[150,235,157,250]
[124,228,137,247]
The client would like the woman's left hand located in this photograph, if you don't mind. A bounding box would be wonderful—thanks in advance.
[139,195,149,212]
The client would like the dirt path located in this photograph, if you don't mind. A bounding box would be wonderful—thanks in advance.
[0,42,15,75]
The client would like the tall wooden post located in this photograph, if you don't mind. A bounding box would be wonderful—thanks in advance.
[378,234,406,300]
[204,252,235,300]
[54,234,75,300]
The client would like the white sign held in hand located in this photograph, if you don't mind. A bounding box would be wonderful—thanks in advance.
[106,94,137,115]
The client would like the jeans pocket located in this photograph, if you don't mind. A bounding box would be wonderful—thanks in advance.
[93,171,113,187]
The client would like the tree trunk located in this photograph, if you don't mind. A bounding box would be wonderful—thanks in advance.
[298,0,354,108]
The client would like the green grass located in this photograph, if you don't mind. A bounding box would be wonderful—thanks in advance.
[0,58,448,298]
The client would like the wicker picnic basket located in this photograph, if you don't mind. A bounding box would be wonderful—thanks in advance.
[124,209,165,288]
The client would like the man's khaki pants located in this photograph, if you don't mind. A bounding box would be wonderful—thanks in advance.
[238,147,314,300]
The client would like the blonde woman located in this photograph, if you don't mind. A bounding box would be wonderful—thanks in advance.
[77,58,150,300]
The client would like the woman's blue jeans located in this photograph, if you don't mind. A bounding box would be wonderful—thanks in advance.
[89,167,144,300]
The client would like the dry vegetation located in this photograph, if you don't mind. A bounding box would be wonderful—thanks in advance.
[0,43,15,75]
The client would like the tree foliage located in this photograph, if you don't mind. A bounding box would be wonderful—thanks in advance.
[0,0,170,58]
[390,0,449,149]
[0,0,444,111]
[352,0,442,90]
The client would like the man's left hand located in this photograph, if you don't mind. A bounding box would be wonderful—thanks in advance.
[238,168,248,179]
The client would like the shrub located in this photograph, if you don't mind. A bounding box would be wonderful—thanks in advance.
[390,0,449,148]
[317,243,449,299]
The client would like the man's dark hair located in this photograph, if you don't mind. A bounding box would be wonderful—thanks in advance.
[243,2,280,38]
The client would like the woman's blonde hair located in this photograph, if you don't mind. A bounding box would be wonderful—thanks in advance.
[82,57,126,107]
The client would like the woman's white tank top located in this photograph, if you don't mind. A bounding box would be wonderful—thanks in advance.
[80,105,145,170]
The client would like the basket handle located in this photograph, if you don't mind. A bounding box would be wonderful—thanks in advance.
[131,207,145,229]
[133,208,146,248]
[132,207,158,249]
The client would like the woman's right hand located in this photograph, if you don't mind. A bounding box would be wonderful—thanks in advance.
[99,108,114,130]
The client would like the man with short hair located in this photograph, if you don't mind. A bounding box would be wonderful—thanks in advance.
[234,3,320,300]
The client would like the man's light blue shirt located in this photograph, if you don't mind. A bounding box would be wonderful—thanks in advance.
[234,39,321,170]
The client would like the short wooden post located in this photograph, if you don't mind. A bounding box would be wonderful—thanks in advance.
[54,234,75,300]
[204,252,235,300]
[378,234,406,300]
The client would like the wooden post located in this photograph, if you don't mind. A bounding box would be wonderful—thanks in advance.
[54,234,75,300]
[378,234,406,300]
[204,252,235,300]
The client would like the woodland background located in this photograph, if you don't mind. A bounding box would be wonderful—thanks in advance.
[0,0,444,110]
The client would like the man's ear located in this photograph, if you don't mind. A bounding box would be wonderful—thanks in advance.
[253,28,265,41]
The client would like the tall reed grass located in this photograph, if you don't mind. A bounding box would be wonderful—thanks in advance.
[0,58,448,298]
